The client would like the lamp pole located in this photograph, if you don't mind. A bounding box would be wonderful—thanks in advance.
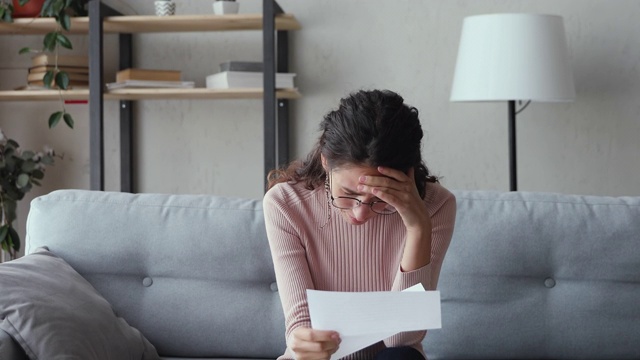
[508,100,517,191]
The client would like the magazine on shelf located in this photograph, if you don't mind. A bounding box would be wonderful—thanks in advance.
[116,68,182,82]
[205,71,296,89]
[31,54,88,68]
[106,80,195,90]
[219,61,263,72]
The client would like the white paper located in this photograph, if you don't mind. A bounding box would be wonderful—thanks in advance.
[307,284,441,360]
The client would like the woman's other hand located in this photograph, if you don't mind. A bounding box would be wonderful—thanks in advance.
[289,327,341,360]
[358,167,433,271]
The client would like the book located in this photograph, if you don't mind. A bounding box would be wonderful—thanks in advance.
[27,80,89,89]
[29,65,89,75]
[205,71,296,89]
[116,68,182,83]
[31,54,89,68]
[106,80,195,90]
[219,61,263,72]
[27,71,89,82]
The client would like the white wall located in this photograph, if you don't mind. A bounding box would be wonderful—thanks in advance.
[1,0,639,255]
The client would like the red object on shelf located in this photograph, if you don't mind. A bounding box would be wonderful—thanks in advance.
[64,100,88,105]
[11,0,46,18]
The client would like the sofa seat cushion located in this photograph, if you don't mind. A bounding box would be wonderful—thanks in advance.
[0,247,160,360]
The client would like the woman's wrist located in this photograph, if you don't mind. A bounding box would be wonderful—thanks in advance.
[400,230,432,271]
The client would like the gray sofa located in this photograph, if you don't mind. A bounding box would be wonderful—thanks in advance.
[0,189,639,359]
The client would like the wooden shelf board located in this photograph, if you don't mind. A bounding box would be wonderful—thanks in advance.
[0,88,301,101]
[0,89,90,101]
[0,14,300,35]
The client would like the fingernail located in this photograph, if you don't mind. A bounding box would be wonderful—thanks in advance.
[357,185,364,191]
[359,176,366,183]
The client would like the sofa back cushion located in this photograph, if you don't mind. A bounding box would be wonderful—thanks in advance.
[26,190,285,358]
[424,190,640,359]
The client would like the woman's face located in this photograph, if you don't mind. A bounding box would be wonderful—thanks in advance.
[329,164,384,225]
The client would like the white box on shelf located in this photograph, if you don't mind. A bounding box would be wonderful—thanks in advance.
[206,71,296,89]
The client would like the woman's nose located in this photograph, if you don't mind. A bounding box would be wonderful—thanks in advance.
[353,204,374,221]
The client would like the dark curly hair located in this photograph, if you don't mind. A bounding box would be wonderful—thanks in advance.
[267,89,437,198]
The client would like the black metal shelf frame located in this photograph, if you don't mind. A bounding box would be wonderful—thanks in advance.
[88,0,290,192]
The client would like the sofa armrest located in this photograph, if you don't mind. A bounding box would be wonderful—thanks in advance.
[0,329,28,360]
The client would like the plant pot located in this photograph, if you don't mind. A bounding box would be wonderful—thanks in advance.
[212,1,239,15]
[12,0,46,18]
[154,0,176,16]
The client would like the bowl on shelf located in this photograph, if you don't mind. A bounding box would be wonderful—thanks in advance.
[212,0,239,15]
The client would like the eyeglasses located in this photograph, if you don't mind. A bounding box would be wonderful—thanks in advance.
[329,172,397,215]
[330,195,397,215]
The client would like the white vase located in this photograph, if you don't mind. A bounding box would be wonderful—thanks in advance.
[212,1,239,15]
[155,0,176,16]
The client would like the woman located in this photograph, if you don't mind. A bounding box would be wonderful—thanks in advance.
[264,90,456,360]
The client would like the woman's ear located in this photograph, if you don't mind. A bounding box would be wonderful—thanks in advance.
[321,154,329,172]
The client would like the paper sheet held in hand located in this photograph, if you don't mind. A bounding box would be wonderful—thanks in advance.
[307,284,441,360]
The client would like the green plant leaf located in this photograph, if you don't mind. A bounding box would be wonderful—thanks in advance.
[4,199,17,222]
[48,111,63,128]
[7,226,20,252]
[18,47,32,55]
[32,169,45,179]
[16,173,29,188]
[60,13,71,31]
[56,33,72,49]
[21,160,36,172]
[55,71,69,89]
[0,226,8,244]
[32,179,41,186]
[41,0,54,17]
[19,0,30,6]
[43,70,55,88]
[63,112,74,128]
[40,156,54,165]
[43,32,58,52]
[52,0,64,15]
[21,150,35,160]
[0,7,6,20]
[1,7,12,23]
[7,139,19,148]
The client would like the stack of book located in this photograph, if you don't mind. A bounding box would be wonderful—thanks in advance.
[106,68,194,90]
[206,61,296,89]
[27,54,89,89]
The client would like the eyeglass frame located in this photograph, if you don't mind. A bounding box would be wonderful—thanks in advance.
[328,172,397,215]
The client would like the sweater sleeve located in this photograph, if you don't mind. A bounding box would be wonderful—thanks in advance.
[263,185,315,344]
[385,187,457,348]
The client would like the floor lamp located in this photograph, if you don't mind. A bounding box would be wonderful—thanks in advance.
[450,14,576,191]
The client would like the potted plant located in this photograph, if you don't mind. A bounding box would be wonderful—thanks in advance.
[212,0,238,15]
[0,0,87,129]
[154,0,176,16]
[9,0,45,18]
[0,129,57,262]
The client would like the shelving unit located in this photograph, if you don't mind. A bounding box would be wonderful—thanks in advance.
[0,0,300,192]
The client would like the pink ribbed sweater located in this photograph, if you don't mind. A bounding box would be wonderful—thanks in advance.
[263,180,456,360]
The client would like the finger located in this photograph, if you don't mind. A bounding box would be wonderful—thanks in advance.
[358,178,412,196]
[297,328,340,343]
[369,187,408,208]
[358,175,405,192]
[377,166,412,182]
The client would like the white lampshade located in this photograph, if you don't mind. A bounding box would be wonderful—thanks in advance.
[450,13,575,102]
